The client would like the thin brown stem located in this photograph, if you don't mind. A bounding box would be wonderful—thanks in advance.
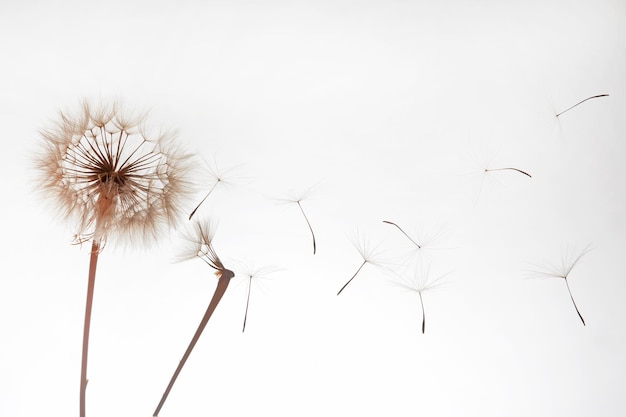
[337,260,366,295]
[80,240,100,417]
[383,220,421,249]
[564,278,585,326]
[419,292,426,334]
[297,201,316,254]
[556,94,609,117]
[485,167,532,178]
[153,269,235,417]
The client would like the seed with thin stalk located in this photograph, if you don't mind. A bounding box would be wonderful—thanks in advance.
[34,100,194,417]
[337,233,385,295]
[153,220,235,417]
[392,261,448,334]
[556,94,609,118]
[528,245,591,326]
[276,187,317,255]
[188,182,219,220]
[189,159,243,220]
[238,265,278,332]
[383,221,450,260]
[465,146,532,207]
[484,167,532,178]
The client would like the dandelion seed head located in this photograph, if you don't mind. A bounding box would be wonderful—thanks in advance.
[35,100,196,247]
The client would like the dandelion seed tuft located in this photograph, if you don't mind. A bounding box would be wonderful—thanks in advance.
[528,244,592,326]
[392,259,449,334]
[35,99,195,247]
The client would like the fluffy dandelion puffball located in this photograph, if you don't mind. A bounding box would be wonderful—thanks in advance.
[35,100,195,246]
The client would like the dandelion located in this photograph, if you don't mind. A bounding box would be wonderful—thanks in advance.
[528,245,591,326]
[275,186,318,255]
[34,100,194,417]
[236,264,279,332]
[188,157,246,220]
[462,144,531,207]
[556,94,609,118]
[392,260,449,333]
[382,220,451,261]
[153,219,235,417]
[337,232,386,296]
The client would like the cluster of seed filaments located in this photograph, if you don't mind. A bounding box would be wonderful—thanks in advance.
[195,225,224,271]
[61,123,169,238]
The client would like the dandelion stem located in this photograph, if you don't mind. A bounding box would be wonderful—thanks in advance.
[383,220,421,249]
[556,94,609,117]
[242,277,252,332]
[564,278,585,326]
[419,292,426,334]
[188,186,217,220]
[484,167,532,178]
[337,260,367,295]
[153,269,235,417]
[297,201,316,254]
[80,240,100,417]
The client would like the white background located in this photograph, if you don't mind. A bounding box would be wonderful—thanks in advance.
[1,1,625,416]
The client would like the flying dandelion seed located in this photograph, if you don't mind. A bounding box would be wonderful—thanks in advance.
[237,265,279,333]
[275,187,317,255]
[392,260,449,333]
[153,219,235,417]
[337,232,385,296]
[556,94,609,118]
[528,245,591,326]
[382,220,452,265]
[188,158,245,220]
[34,100,194,417]
[462,144,532,208]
